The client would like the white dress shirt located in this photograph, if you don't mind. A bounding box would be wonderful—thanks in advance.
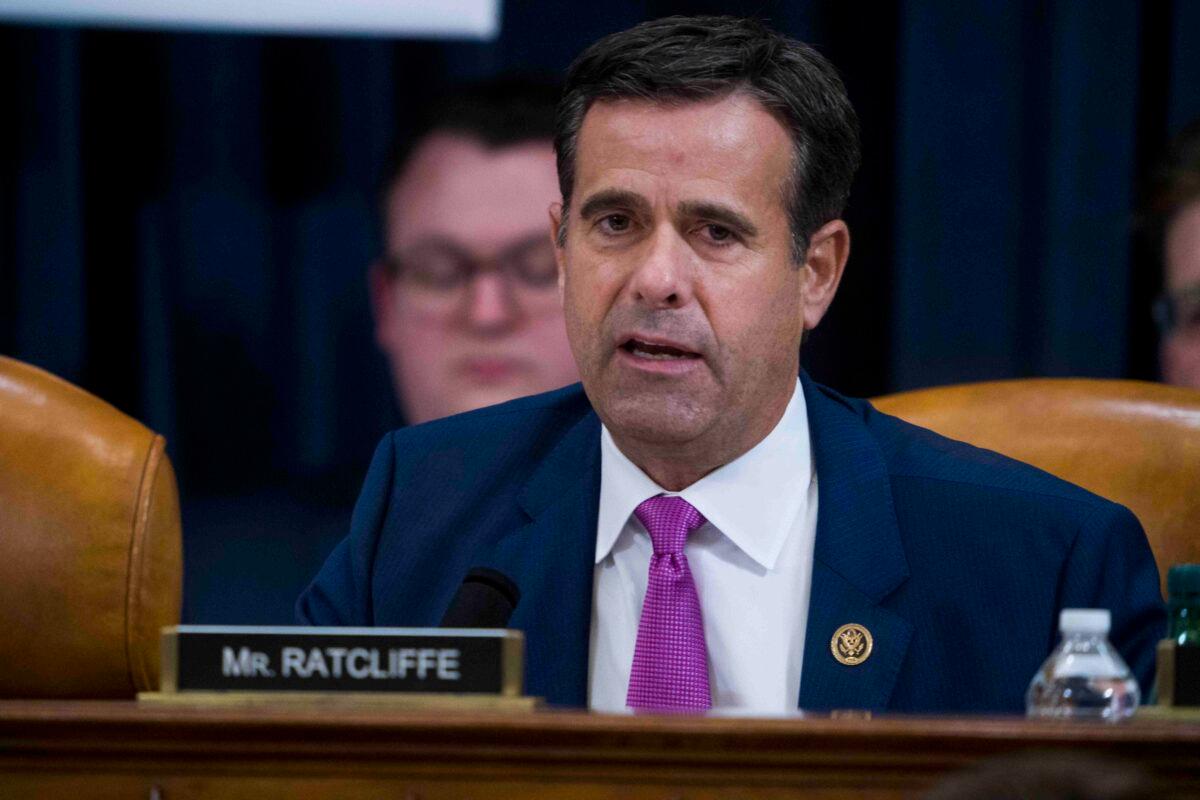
[588,379,819,713]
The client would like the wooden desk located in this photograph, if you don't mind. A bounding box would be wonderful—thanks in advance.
[2,700,1199,799]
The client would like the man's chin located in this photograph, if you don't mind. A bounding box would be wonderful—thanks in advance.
[596,392,717,447]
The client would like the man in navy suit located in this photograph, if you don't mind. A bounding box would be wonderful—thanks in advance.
[299,16,1164,713]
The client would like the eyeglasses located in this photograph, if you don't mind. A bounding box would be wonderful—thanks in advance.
[1153,282,1200,339]
[384,234,559,312]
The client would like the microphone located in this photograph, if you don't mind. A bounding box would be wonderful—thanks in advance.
[440,567,521,628]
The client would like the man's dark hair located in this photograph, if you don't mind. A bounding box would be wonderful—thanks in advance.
[380,77,560,233]
[554,15,861,261]
[1141,118,1200,254]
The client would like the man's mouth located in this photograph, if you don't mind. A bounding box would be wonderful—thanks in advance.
[620,338,702,361]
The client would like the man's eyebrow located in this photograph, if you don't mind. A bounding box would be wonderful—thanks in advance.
[678,200,760,239]
[578,188,651,220]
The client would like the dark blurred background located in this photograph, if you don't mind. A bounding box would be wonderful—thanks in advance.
[2,0,1199,590]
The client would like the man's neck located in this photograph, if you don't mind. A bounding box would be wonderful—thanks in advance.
[609,387,795,492]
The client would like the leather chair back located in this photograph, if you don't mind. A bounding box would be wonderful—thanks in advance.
[0,356,182,697]
[872,379,1200,596]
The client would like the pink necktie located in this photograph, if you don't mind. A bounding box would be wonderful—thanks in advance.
[626,495,712,711]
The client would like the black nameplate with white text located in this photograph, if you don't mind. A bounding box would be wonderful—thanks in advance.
[160,626,524,695]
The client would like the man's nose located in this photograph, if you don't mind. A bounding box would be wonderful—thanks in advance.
[461,272,521,331]
[628,225,694,309]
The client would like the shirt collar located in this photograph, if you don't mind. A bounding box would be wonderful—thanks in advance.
[596,378,813,570]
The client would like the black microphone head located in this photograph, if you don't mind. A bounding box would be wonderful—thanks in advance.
[439,567,521,628]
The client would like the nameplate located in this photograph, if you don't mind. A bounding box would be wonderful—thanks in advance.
[159,626,523,695]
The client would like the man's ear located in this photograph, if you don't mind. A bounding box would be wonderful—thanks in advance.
[368,260,399,349]
[799,219,850,331]
[549,201,566,297]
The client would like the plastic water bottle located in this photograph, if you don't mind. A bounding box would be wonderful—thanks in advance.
[1025,608,1140,721]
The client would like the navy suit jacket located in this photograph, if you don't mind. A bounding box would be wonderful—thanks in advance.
[298,376,1165,712]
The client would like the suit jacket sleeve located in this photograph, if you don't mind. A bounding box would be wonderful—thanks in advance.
[1056,501,1165,693]
[295,432,396,626]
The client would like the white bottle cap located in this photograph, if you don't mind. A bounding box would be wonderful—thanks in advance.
[1059,608,1111,634]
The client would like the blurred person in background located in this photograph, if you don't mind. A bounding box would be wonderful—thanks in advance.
[371,78,579,424]
[1146,119,1200,390]
[186,79,576,624]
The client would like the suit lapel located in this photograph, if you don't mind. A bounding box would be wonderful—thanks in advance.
[798,376,913,711]
[477,411,601,707]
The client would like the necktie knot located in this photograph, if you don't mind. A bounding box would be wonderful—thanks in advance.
[634,495,706,557]
[627,494,711,711]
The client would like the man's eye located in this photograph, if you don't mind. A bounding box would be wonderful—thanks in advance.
[598,214,632,234]
[404,253,466,289]
[701,224,735,243]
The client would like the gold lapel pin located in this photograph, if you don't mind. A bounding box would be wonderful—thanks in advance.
[831,623,873,666]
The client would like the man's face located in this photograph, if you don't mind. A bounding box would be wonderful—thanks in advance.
[375,133,578,424]
[555,94,832,470]
[1162,199,1200,389]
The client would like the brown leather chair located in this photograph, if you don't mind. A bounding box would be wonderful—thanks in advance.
[0,355,181,697]
[872,379,1200,596]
